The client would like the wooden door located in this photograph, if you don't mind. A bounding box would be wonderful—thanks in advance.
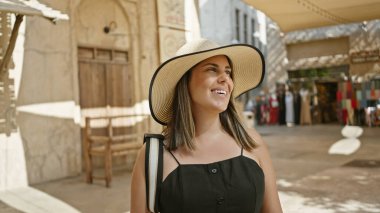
[78,47,132,106]
[78,47,138,169]
[78,47,134,136]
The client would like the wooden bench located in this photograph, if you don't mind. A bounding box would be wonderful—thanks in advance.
[83,114,149,187]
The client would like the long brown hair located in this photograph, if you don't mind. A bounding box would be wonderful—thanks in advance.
[163,57,258,151]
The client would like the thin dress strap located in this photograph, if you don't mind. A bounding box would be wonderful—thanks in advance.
[241,147,244,156]
[168,150,181,165]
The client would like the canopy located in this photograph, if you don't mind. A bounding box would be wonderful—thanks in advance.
[244,0,380,32]
[0,0,68,22]
[0,0,68,74]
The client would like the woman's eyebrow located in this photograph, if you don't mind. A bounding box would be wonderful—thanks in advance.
[202,63,231,70]
[202,63,218,68]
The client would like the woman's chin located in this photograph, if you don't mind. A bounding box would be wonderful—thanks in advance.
[211,104,229,113]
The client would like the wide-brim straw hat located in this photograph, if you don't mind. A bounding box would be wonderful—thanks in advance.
[149,38,265,125]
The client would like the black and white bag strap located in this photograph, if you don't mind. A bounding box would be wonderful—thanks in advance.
[144,134,164,213]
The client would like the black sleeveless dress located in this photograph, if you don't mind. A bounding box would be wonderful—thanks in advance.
[159,149,265,213]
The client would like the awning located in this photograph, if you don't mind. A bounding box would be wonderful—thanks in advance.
[0,0,68,74]
[0,0,68,22]
[244,0,380,32]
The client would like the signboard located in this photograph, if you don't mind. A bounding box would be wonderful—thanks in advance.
[350,50,380,64]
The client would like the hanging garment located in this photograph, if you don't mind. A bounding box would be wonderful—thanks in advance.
[300,89,312,125]
[346,99,354,125]
[342,82,347,99]
[269,94,279,124]
[342,109,348,125]
[285,92,294,124]
[293,92,301,125]
[278,93,286,125]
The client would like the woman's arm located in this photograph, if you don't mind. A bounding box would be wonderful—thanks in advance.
[130,144,149,213]
[248,129,283,213]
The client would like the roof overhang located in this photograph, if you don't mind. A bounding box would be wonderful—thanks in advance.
[0,0,68,74]
[244,0,380,32]
[0,0,68,22]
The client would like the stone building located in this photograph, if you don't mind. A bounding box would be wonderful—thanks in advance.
[267,20,380,90]
[266,19,380,124]
[198,0,267,104]
[1,0,197,187]
[244,2,380,125]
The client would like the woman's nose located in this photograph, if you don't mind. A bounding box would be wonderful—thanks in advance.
[218,73,229,83]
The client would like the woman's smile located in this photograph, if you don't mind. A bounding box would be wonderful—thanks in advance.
[189,55,234,113]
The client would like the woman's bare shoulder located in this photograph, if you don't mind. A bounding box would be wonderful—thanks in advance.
[244,128,271,166]
[246,128,265,147]
[134,143,147,169]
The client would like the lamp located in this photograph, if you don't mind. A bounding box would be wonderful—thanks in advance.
[103,21,117,34]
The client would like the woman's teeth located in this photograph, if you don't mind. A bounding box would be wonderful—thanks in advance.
[212,89,227,95]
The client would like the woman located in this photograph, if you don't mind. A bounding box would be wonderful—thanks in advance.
[131,39,282,213]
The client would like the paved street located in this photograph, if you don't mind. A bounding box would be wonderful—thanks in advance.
[1,125,379,213]
[259,125,380,213]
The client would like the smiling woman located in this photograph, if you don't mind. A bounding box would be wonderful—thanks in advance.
[130,38,282,213]
[188,55,234,117]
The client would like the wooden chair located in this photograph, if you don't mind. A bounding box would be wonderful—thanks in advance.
[83,114,148,187]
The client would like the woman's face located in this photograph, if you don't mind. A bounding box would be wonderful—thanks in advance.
[188,55,234,114]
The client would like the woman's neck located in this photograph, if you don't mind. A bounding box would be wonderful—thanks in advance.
[192,110,223,137]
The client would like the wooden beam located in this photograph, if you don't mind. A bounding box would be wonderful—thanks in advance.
[0,14,23,74]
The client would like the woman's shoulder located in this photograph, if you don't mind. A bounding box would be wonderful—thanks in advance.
[134,143,147,167]
[244,128,271,166]
[246,128,265,147]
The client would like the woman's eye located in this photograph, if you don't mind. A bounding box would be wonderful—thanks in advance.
[226,70,232,76]
[207,68,217,72]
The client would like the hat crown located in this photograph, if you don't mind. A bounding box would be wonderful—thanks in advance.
[175,38,219,56]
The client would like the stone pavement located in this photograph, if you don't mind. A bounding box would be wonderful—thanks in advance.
[0,200,23,213]
[0,186,79,213]
[259,125,380,213]
[1,125,379,213]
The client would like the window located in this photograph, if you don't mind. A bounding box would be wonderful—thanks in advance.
[235,9,240,42]
[243,14,248,44]
[251,19,256,46]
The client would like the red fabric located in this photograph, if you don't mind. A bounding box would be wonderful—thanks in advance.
[269,108,279,124]
[336,91,342,102]
[267,97,279,125]
[351,98,358,109]
[342,109,348,125]
[347,82,352,92]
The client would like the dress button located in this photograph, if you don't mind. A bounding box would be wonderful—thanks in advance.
[216,197,225,205]
[211,168,218,174]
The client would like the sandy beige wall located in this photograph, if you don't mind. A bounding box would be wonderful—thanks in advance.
[16,0,80,184]
[17,0,161,184]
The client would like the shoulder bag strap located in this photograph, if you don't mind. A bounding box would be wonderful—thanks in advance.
[144,134,164,213]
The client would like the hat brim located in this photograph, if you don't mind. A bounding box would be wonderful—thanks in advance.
[149,44,265,125]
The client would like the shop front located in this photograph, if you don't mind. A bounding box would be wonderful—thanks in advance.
[287,67,380,127]
[288,65,349,125]
[282,25,380,127]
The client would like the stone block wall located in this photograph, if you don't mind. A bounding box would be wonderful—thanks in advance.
[265,19,380,92]
[13,0,162,184]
